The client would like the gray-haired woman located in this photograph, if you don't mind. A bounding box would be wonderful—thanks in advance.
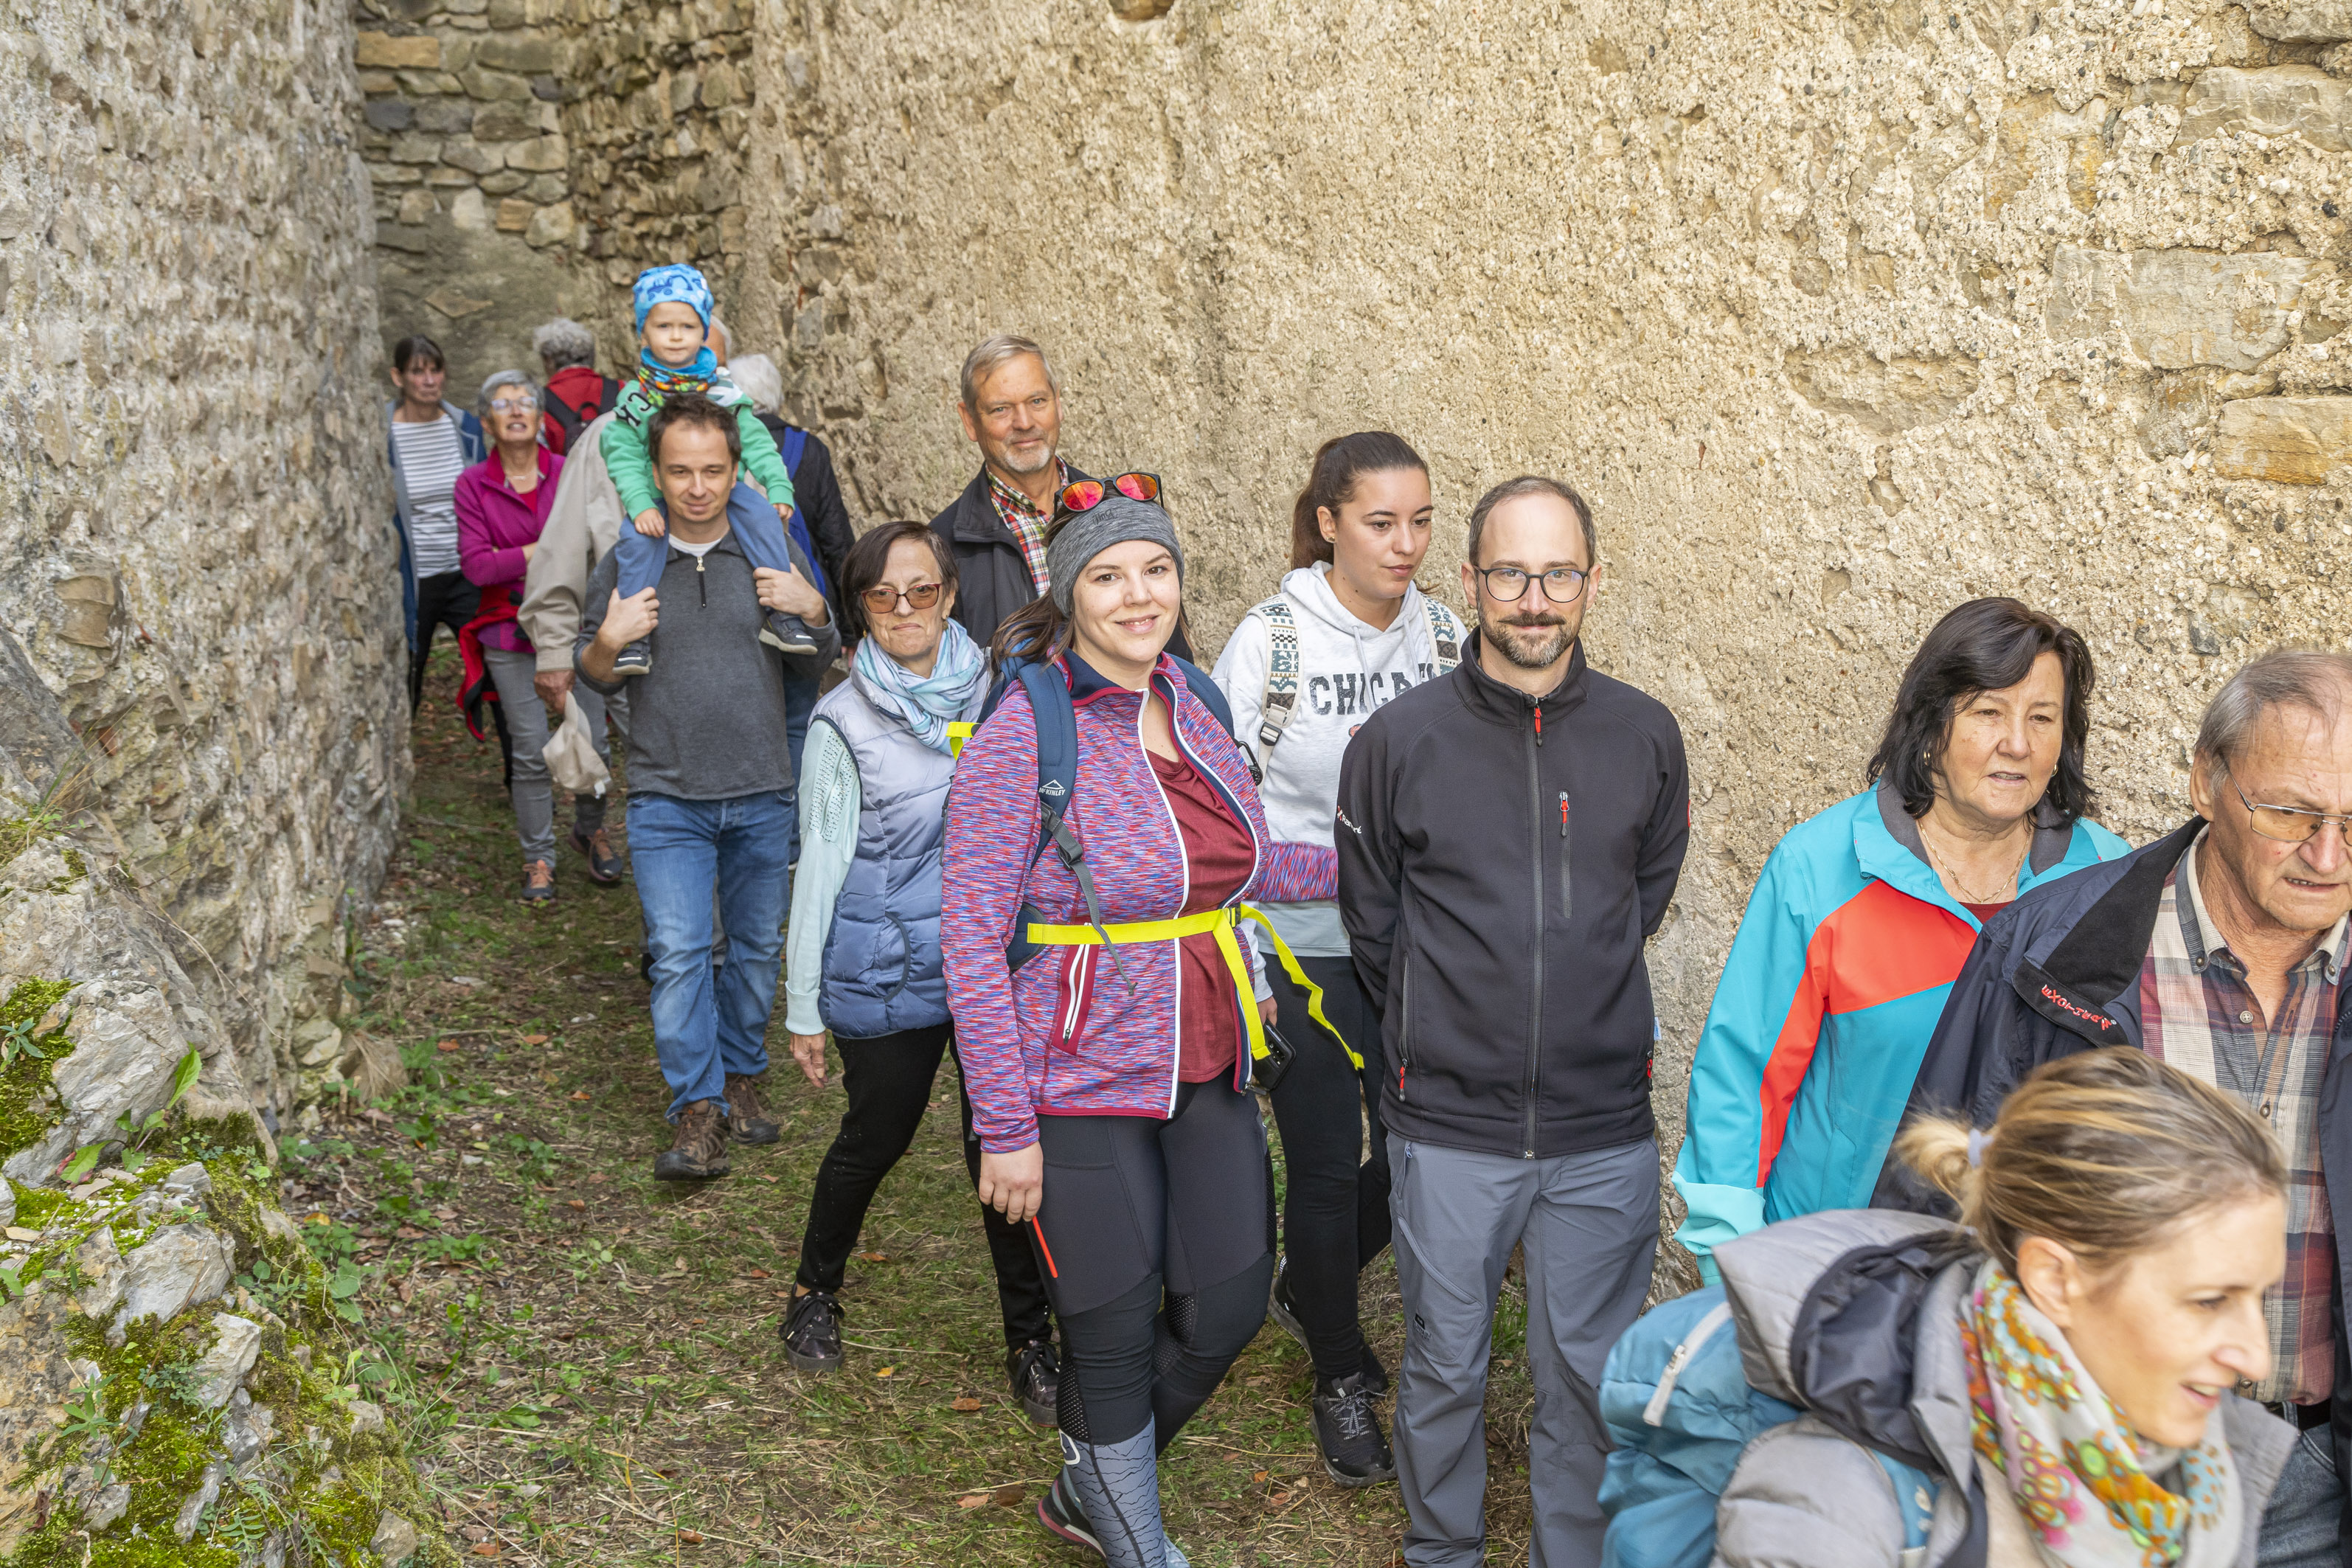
[456,370,620,901]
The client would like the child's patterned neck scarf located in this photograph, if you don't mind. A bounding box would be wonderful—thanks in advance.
[1961,1260,2241,1568]
[637,345,718,399]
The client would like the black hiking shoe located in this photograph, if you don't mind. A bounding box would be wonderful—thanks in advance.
[779,1288,844,1373]
[1311,1371,1395,1487]
[1035,1471,1101,1557]
[570,825,623,884]
[611,639,651,677]
[723,1073,780,1145]
[1008,1339,1060,1429]
[651,1100,730,1182]
[520,859,556,903]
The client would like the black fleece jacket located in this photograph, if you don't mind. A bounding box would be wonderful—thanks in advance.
[1336,636,1690,1159]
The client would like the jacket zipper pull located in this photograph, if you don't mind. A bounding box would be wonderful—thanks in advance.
[1532,702,1543,745]
[1559,793,1569,839]
[696,551,707,606]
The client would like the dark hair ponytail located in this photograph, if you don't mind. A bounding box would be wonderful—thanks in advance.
[1289,431,1429,570]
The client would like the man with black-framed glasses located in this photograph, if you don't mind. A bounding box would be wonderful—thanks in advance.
[1336,475,1690,1568]
[1880,648,2352,1568]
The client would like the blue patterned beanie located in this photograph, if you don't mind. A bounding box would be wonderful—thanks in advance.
[634,264,713,332]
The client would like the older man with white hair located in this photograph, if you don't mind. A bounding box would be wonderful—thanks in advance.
[532,317,618,457]
[1883,648,2352,1568]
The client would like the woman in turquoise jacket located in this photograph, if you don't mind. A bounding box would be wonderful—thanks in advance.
[1673,598,2129,1274]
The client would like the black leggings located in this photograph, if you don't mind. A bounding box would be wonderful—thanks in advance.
[1035,1078,1275,1449]
[794,1022,1052,1349]
[1265,955,1390,1378]
[409,569,482,712]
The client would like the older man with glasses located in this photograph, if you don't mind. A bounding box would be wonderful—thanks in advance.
[1881,648,2352,1568]
[1336,476,1690,1568]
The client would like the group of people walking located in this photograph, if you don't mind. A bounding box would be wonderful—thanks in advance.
[384,267,2352,1568]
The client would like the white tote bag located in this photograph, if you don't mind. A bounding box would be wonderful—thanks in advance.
[541,693,611,797]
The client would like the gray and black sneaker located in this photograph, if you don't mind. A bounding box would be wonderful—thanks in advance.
[1311,1371,1395,1488]
[519,859,556,904]
[1035,1470,1100,1558]
[611,638,652,677]
[780,1288,844,1373]
[758,611,818,656]
[1008,1339,1061,1429]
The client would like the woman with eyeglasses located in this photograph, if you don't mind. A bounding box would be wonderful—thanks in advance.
[943,476,1338,1567]
[1206,431,1463,1486]
[1673,597,2127,1279]
[455,369,620,901]
[776,522,1066,1425]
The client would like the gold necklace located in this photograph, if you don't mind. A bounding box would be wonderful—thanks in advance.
[1921,821,2031,904]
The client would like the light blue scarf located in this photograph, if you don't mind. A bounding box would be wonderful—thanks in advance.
[853,619,986,754]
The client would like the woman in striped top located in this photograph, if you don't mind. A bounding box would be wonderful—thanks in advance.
[386,333,485,710]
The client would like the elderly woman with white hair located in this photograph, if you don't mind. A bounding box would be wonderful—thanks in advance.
[456,369,621,901]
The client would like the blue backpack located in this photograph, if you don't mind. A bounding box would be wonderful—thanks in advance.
[777,426,831,603]
[1599,1288,1935,1568]
[967,653,1236,977]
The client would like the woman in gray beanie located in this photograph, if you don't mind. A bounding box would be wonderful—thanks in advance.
[943,476,1342,1567]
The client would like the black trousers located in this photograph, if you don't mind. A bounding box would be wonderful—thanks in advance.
[1266,954,1390,1378]
[793,1022,1052,1349]
[409,569,483,712]
[1035,1078,1275,1449]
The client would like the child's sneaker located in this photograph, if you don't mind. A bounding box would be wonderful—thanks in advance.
[759,612,818,656]
[611,639,652,677]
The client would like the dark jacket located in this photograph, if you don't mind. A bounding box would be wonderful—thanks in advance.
[754,412,856,628]
[1873,817,2352,1559]
[1706,1210,2289,1568]
[1336,635,1690,1159]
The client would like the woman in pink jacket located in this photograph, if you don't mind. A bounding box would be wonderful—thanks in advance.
[454,370,620,901]
[943,482,1336,1568]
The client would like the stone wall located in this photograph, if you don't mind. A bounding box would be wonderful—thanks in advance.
[1,0,406,1117]
[735,0,2352,1156]
[353,0,757,392]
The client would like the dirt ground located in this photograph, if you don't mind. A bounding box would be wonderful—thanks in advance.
[308,651,1541,1564]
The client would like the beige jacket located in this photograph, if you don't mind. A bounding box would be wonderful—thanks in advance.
[520,409,626,674]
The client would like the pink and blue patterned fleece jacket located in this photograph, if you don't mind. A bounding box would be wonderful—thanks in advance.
[943,652,1337,1153]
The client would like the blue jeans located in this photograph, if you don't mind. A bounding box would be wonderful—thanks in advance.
[614,480,791,599]
[628,789,794,1119]
[783,671,820,864]
[2260,1427,2344,1568]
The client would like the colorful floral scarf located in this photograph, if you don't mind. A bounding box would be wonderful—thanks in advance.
[637,345,718,400]
[850,619,986,754]
[1961,1260,2241,1568]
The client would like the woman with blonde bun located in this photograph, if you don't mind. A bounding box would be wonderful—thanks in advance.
[1684,1050,2294,1568]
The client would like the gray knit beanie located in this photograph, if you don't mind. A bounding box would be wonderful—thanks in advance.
[1045,493,1185,614]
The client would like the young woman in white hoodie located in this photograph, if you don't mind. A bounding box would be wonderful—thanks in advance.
[1211,431,1463,1486]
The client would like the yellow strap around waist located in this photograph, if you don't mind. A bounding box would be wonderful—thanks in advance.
[1021,904,1360,1072]
[947,721,975,757]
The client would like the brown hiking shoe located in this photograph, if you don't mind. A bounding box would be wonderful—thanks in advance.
[652,1100,731,1181]
[724,1074,780,1145]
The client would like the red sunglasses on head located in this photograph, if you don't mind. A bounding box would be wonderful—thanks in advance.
[1058,472,1162,514]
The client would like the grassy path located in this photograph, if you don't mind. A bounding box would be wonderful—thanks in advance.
[302,652,1541,1564]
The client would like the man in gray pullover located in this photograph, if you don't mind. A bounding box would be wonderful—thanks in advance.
[577,394,839,1180]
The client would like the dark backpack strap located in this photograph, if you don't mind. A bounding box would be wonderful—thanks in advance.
[999,657,1129,991]
[597,375,622,415]
[544,392,587,449]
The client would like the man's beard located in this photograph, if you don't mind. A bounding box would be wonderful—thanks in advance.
[1480,608,1575,670]
[992,440,1056,477]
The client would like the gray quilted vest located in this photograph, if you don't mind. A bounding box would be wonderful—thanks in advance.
[812,669,982,1040]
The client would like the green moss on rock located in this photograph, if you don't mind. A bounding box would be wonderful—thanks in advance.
[0,979,76,1159]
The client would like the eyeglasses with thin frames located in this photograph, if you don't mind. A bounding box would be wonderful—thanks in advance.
[1471,564,1590,604]
[860,581,944,614]
[488,396,540,414]
[2230,779,2352,845]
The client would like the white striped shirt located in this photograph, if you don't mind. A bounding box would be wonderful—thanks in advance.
[392,416,468,579]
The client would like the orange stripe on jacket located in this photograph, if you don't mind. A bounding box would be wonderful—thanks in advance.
[1753,879,1980,1184]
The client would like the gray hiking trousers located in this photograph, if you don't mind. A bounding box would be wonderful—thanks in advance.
[1390,1135,1660,1568]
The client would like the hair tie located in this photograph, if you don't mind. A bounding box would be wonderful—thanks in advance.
[1966,1127,1991,1169]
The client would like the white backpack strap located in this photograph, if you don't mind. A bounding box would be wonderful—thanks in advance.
[1424,599,1464,673]
[1252,597,1302,766]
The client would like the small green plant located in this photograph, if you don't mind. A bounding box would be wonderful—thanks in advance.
[416,1232,490,1267]
[60,1046,201,1179]
[565,1239,617,1282]
[0,1258,39,1302]
[0,1013,54,1070]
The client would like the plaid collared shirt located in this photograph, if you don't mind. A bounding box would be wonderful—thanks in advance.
[985,459,1066,597]
[2138,826,2349,1406]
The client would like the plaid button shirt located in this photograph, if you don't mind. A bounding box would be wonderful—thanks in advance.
[985,459,1067,598]
[2138,827,2349,1406]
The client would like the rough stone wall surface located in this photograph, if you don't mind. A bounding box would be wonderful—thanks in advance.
[738,0,2352,1182]
[1,0,407,1115]
[353,0,756,389]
